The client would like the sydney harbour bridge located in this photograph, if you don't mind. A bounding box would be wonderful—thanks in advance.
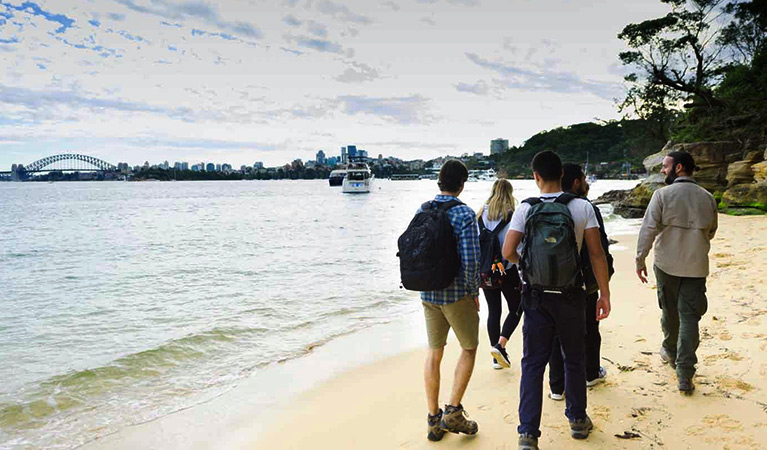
[0,154,118,180]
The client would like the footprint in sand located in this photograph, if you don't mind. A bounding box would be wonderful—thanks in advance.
[703,351,744,363]
[715,376,755,393]
[591,404,611,422]
[503,413,515,424]
[687,414,743,435]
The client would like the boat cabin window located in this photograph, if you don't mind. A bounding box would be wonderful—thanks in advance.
[348,172,368,181]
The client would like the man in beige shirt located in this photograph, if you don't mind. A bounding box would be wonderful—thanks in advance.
[636,151,718,395]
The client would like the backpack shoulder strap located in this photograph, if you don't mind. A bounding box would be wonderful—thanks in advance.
[554,193,578,205]
[478,216,487,231]
[437,199,463,211]
[522,197,542,206]
[420,201,434,211]
[491,217,510,236]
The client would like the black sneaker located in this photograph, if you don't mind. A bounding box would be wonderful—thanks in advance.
[678,377,695,395]
[518,433,539,449]
[427,409,445,441]
[490,343,511,368]
[569,415,593,439]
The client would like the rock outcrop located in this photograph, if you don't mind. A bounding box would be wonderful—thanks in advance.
[609,141,767,217]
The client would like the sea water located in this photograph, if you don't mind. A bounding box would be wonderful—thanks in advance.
[0,179,639,449]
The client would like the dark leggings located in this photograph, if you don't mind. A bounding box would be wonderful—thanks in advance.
[483,269,522,345]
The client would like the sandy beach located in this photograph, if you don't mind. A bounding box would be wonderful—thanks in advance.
[255,214,767,449]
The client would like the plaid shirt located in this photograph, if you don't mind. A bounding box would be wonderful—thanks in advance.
[420,195,480,305]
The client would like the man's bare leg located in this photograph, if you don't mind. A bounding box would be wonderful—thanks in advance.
[425,347,445,415]
[449,348,477,406]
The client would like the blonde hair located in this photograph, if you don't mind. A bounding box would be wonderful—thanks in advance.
[479,178,516,221]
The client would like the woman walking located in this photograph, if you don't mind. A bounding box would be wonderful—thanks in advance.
[478,179,522,369]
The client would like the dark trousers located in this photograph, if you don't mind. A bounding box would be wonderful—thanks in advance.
[518,287,587,437]
[655,266,708,380]
[548,291,601,393]
[483,269,522,346]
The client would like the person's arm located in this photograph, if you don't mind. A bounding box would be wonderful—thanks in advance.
[584,227,611,320]
[457,212,481,308]
[635,191,662,283]
[502,230,524,264]
[708,197,718,240]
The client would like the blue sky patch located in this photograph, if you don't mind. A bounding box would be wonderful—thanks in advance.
[0,1,74,33]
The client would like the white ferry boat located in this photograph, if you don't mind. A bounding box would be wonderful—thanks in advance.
[342,161,372,193]
[328,168,346,186]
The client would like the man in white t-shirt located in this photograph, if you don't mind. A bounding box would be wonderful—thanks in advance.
[501,151,611,450]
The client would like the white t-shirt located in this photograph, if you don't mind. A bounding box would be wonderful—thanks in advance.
[508,192,599,253]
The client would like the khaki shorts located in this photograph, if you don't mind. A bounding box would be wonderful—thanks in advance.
[422,295,479,350]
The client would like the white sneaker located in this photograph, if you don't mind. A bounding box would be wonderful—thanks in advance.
[548,391,564,401]
[586,366,607,387]
[492,359,503,370]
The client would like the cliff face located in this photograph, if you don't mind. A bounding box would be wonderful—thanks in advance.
[608,140,767,217]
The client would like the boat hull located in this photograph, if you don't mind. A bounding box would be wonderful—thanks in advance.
[342,179,371,193]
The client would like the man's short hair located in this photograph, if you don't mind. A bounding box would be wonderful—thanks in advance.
[438,159,468,193]
[562,163,585,192]
[531,151,563,182]
[667,151,699,174]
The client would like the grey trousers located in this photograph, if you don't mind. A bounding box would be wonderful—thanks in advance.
[654,266,708,379]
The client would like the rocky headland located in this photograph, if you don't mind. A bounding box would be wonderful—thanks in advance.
[597,141,767,218]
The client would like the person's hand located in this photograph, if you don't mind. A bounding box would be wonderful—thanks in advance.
[473,296,480,311]
[637,267,648,284]
[596,294,611,321]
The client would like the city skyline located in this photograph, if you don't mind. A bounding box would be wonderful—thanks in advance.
[0,0,667,169]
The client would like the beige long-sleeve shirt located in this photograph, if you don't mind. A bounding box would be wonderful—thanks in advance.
[636,177,718,278]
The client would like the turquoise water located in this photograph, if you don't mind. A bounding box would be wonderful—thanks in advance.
[0,179,639,449]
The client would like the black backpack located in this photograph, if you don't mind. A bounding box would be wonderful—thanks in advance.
[581,202,615,294]
[398,200,463,291]
[519,194,582,291]
[478,215,510,289]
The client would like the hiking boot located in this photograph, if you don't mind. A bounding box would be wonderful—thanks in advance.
[490,343,511,368]
[548,390,564,401]
[492,358,503,370]
[586,366,607,387]
[569,415,593,439]
[518,433,539,449]
[678,377,695,395]
[440,404,478,435]
[660,347,676,369]
[427,409,445,441]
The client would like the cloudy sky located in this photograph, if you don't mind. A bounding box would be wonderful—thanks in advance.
[0,0,668,169]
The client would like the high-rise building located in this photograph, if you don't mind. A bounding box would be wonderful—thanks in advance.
[181,162,189,170]
[357,149,368,158]
[341,147,347,164]
[347,145,357,158]
[316,150,326,165]
[490,138,509,155]
[206,163,215,172]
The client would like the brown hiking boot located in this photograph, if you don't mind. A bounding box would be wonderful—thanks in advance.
[427,409,445,441]
[440,404,478,435]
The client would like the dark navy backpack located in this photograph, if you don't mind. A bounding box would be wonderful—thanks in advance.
[478,215,509,289]
[397,200,462,291]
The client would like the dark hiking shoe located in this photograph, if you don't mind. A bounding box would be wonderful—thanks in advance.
[440,404,478,435]
[427,409,445,441]
[490,343,511,368]
[678,377,695,395]
[518,433,539,449]
[569,415,593,439]
[660,347,676,369]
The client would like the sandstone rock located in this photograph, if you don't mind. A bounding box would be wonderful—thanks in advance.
[753,161,767,183]
[726,161,756,187]
[642,141,744,192]
[593,189,630,205]
[721,182,767,211]
[610,174,665,218]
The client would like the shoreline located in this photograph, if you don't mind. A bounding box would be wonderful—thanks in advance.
[253,215,767,449]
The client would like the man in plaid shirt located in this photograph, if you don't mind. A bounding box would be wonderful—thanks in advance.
[420,159,482,441]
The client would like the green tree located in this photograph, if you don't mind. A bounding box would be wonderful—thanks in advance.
[618,0,728,112]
